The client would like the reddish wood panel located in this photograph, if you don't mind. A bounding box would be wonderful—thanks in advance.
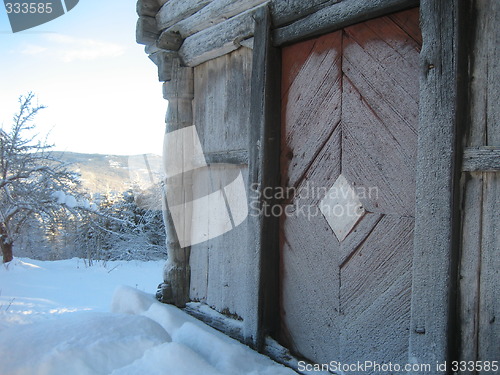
[280,8,421,367]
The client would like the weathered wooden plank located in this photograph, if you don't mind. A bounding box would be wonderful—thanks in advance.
[469,0,500,147]
[478,173,500,370]
[280,32,342,189]
[247,5,281,350]
[193,49,252,154]
[459,174,483,368]
[341,271,412,365]
[179,8,259,67]
[459,2,500,368]
[203,150,248,165]
[342,77,417,216]
[408,1,460,372]
[263,338,334,375]
[270,0,341,27]
[169,0,267,39]
[280,211,341,362]
[388,7,422,45]
[156,0,213,31]
[273,0,419,46]
[184,302,244,342]
[341,215,414,319]
[188,243,209,302]
[157,30,183,51]
[136,16,159,45]
[339,212,383,266]
[462,147,500,172]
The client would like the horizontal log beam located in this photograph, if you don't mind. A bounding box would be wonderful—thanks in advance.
[273,0,419,46]
[184,303,244,343]
[462,146,500,172]
[205,150,249,165]
[270,0,341,27]
[178,7,260,67]
[168,0,267,39]
[156,0,213,31]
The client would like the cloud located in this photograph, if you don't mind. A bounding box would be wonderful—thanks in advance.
[20,34,126,62]
[20,44,48,55]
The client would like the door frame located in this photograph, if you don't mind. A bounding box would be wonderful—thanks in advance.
[248,0,465,371]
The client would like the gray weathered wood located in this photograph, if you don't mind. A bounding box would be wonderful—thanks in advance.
[468,0,500,147]
[136,16,159,45]
[263,337,338,375]
[168,0,267,39]
[273,0,419,46]
[408,1,460,373]
[157,30,183,51]
[459,174,482,369]
[193,49,252,153]
[270,0,340,27]
[184,303,245,343]
[459,1,500,369]
[159,58,194,308]
[462,147,500,172]
[156,0,213,31]
[179,7,259,67]
[478,173,500,369]
[188,49,252,323]
[247,5,281,350]
[204,150,248,165]
[240,38,254,49]
[136,0,161,17]
[149,51,177,81]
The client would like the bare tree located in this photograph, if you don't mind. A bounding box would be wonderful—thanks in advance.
[0,93,84,263]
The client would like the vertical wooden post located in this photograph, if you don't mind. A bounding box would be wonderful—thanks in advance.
[158,55,194,308]
[409,0,462,372]
[247,5,281,350]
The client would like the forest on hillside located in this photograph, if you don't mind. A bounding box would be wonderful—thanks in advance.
[1,94,166,264]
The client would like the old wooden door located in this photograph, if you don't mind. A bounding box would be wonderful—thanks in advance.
[280,8,421,367]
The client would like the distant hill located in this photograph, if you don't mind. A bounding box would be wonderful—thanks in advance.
[51,151,163,195]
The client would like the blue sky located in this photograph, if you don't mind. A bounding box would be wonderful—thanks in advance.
[0,1,166,155]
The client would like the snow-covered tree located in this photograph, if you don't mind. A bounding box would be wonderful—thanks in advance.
[0,93,87,263]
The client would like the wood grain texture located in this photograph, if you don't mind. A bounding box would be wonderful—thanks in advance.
[168,0,267,39]
[156,0,213,31]
[247,5,282,349]
[270,0,341,27]
[193,49,252,154]
[280,211,341,362]
[409,1,460,372]
[273,0,419,46]
[281,31,342,190]
[280,9,421,367]
[179,7,259,67]
[188,48,253,328]
[459,0,500,369]
[340,216,414,365]
[477,173,500,368]
[462,147,500,172]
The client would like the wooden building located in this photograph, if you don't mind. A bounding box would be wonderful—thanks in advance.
[136,0,499,373]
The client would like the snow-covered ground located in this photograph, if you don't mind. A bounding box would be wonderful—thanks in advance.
[0,258,296,375]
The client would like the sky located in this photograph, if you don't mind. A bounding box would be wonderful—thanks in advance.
[0,0,167,156]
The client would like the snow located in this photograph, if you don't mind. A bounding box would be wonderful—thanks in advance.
[0,258,297,375]
[51,191,97,210]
